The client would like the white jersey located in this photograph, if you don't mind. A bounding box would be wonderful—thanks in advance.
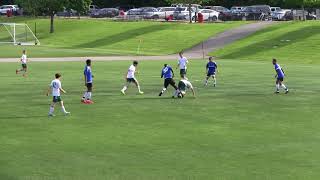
[50,79,62,97]
[21,54,27,64]
[178,57,188,70]
[127,65,136,78]
[181,79,193,89]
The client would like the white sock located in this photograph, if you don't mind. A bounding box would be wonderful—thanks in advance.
[122,86,127,92]
[173,90,179,97]
[204,80,208,85]
[281,84,287,90]
[61,106,67,113]
[213,78,216,85]
[87,92,92,100]
[49,106,54,115]
[161,88,167,93]
[137,86,142,92]
[82,92,87,100]
[276,84,280,91]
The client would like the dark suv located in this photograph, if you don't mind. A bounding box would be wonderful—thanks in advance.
[241,5,271,20]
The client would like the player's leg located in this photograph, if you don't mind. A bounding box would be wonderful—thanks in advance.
[48,98,57,116]
[86,83,93,101]
[159,79,170,96]
[275,79,280,93]
[22,65,27,77]
[279,79,289,93]
[204,75,210,86]
[133,78,144,94]
[59,100,70,115]
[121,79,130,95]
[212,74,217,87]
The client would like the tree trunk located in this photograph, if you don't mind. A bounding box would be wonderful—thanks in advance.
[50,12,54,33]
[188,3,192,23]
[302,4,305,21]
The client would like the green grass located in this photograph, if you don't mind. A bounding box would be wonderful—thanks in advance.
[0,17,246,57]
[212,21,320,64]
[1,59,320,180]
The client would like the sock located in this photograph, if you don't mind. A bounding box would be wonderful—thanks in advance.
[137,86,142,92]
[276,84,280,92]
[49,106,54,115]
[173,90,179,97]
[121,86,127,92]
[204,80,208,85]
[82,92,87,100]
[61,106,67,114]
[87,92,92,100]
[281,84,288,90]
[161,88,167,93]
[213,78,217,85]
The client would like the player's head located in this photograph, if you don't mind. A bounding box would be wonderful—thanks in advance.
[133,61,138,66]
[209,56,213,61]
[272,58,277,65]
[164,64,168,67]
[22,50,26,54]
[86,59,91,66]
[179,51,183,57]
[55,73,61,79]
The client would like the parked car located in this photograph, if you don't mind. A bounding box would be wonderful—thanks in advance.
[173,7,196,20]
[205,6,231,21]
[241,5,271,20]
[230,6,245,13]
[230,6,246,20]
[0,5,19,15]
[272,9,290,20]
[140,7,161,19]
[90,8,119,18]
[157,7,176,19]
[89,5,99,14]
[115,5,135,12]
[198,9,220,21]
[127,8,143,16]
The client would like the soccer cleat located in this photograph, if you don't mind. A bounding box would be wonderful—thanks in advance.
[213,84,216,87]
[285,90,289,94]
[81,99,86,103]
[64,112,71,116]
[121,90,126,95]
[159,92,163,96]
[275,91,280,94]
[139,91,144,95]
[85,100,94,104]
[172,96,175,99]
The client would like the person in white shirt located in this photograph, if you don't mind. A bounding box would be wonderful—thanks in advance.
[46,73,70,117]
[177,51,189,78]
[16,50,28,77]
[173,77,196,98]
[121,61,144,95]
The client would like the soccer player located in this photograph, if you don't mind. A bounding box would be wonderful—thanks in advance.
[204,56,218,87]
[46,73,70,117]
[173,77,196,98]
[121,61,144,95]
[177,51,188,78]
[16,50,28,77]
[159,64,178,96]
[273,58,289,94]
[82,59,94,104]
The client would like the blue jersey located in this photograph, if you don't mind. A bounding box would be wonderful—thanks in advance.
[206,61,217,74]
[84,66,93,83]
[274,64,285,78]
[161,66,174,79]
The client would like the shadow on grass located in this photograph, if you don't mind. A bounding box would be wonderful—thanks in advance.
[75,24,171,48]
[220,25,320,59]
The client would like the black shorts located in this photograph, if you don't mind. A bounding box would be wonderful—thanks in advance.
[164,78,177,89]
[22,64,27,69]
[53,96,62,103]
[127,78,136,83]
[207,72,216,77]
[277,77,284,81]
[180,69,187,76]
[178,81,186,91]
[86,83,93,91]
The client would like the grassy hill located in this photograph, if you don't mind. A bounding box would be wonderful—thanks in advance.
[0,17,246,57]
[212,21,320,64]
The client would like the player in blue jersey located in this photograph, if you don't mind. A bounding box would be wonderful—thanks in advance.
[159,64,178,96]
[204,56,218,87]
[82,59,94,104]
[273,59,289,94]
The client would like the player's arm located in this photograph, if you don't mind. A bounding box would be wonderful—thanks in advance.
[206,64,209,74]
[190,87,196,97]
[161,70,164,78]
[281,68,286,76]
[84,72,87,86]
[171,68,175,78]
[60,88,66,94]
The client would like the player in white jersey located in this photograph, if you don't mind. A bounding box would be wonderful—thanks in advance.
[46,73,70,117]
[121,61,144,95]
[16,50,28,77]
[177,51,189,78]
[173,77,196,98]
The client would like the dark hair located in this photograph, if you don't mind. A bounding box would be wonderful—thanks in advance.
[273,58,277,62]
[55,73,61,79]
[86,59,91,65]
[133,61,138,65]
[164,64,168,67]
[209,57,213,61]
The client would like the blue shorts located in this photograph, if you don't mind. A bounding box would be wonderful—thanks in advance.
[277,77,284,81]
